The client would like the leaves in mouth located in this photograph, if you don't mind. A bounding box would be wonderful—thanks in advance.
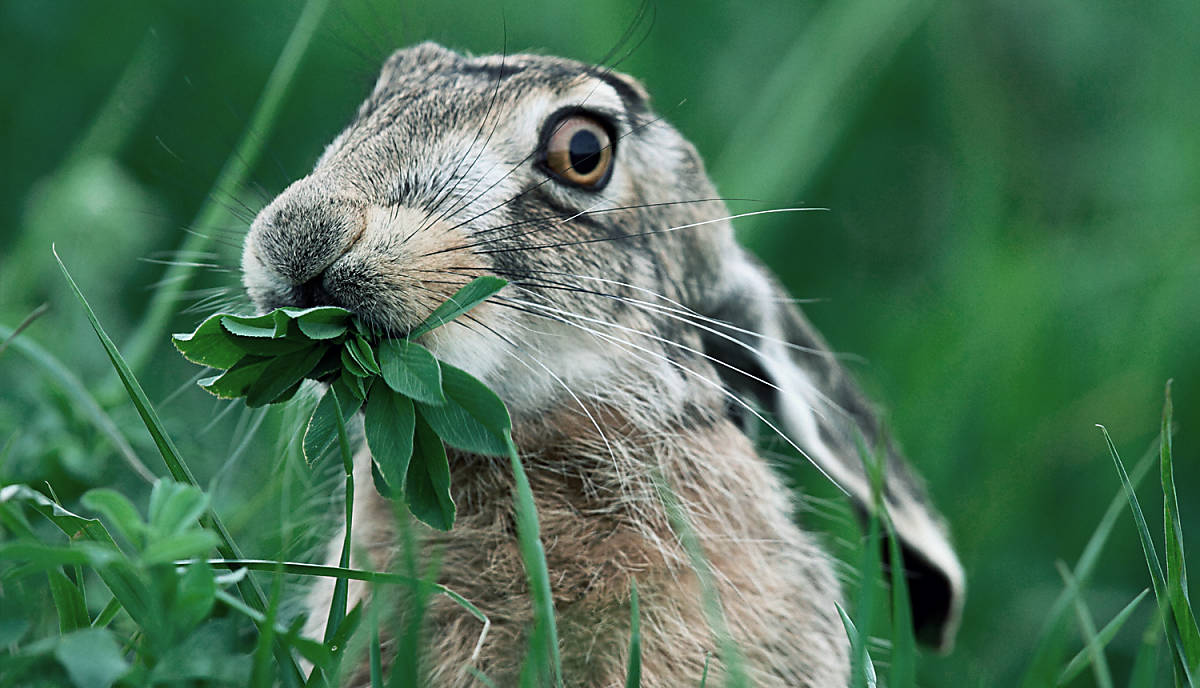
[172,276,508,530]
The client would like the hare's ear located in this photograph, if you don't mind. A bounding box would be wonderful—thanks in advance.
[699,249,965,651]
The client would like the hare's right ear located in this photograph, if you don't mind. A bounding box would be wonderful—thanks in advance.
[696,248,965,651]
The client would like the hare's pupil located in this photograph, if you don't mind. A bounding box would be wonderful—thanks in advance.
[569,130,602,174]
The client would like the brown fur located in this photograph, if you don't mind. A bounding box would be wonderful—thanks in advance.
[308,398,848,686]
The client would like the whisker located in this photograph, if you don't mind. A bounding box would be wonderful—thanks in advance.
[488,297,848,496]
[476,207,827,255]
[411,36,512,241]
[421,197,748,258]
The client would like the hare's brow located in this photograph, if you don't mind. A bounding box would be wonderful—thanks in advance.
[587,69,646,113]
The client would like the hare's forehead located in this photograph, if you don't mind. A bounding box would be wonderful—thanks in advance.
[319,74,629,205]
[428,73,625,145]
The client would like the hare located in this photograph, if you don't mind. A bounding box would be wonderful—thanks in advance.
[242,42,964,687]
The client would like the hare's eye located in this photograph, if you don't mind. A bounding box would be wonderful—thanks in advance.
[540,113,614,190]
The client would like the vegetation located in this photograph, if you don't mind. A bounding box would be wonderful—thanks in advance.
[1,0,1196,685]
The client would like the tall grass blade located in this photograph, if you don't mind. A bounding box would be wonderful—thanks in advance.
[1159,383,1200,674]
[123,0,331,372]
[250,565,285,688]
[1057,588,1148,686]
[1128,613,1166,688]
[53,249,304,685]
[626,579,642,688]
[1099,424,1196,686]
[369,584,384,688]
[852,443,885,688]
[47,569,89,633]
[652,471,748,688]
[884,508,917,688]
[324,397,355,646]
[1022,441,1158,687]
[505,432,563,687]
[0,303,49,359]
[1056,562,1115,688]
[836,602,878,688]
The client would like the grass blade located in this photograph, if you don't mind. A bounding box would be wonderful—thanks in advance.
[652,471,748,688]
[408,276,507,338]
[53,248,304,684]
[1022,440,1159,687]
[1128,613,1165,688]
[884,508,917,688]
[324,392,356,647]
[505,432,562,687]
[197,558,491,652]
[1099,424,1196,686]
[1159,383,1200,674]
[626,579,641,688]
[1056,562,1115,688]
[836,602,878,688]
[47,569,90,633]
[1058,588,1148,686]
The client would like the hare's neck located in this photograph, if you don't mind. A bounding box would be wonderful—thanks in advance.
[343,406,831,682]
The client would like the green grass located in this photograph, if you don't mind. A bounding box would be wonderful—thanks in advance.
[2,0,1198,686]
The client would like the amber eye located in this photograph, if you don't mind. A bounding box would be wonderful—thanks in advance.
[541,113,614,190]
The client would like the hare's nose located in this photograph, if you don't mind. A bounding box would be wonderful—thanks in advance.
[247,177,367,286]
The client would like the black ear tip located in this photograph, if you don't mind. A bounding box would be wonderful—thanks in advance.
[885,537,963,652]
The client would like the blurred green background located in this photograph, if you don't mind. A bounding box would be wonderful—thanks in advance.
[2,0,1197,685]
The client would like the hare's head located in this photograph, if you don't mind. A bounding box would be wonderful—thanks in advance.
[242,42,964,649]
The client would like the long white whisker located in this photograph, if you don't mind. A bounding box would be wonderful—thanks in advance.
[491,297,848,496]
[504,292,852,431]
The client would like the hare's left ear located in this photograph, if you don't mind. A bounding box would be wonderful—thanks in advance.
[697,248,965,651]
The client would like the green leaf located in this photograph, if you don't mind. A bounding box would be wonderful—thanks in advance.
[200,356,273,399]
[148,619,252,684]
[416,364,511,456]
[285,306,351,339]
[409,276,507,338]
[176,562,218,631]
[406,414,455,531]
[48,569,90,633]
[172,314,245,369]
[0,541,120,570]
[303,378,365,464]
[341,345,370,377]
[226,331,314,358]
[54,628,129,688]
[220,312,280,338]
[346,334,381,375]
[147,477,208,535]
[245,345,325,407]
[148,480,210,537]
[364,385,416,492]
[378,339,445,405]
[81,488,146,548]
[141,531,221,566]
